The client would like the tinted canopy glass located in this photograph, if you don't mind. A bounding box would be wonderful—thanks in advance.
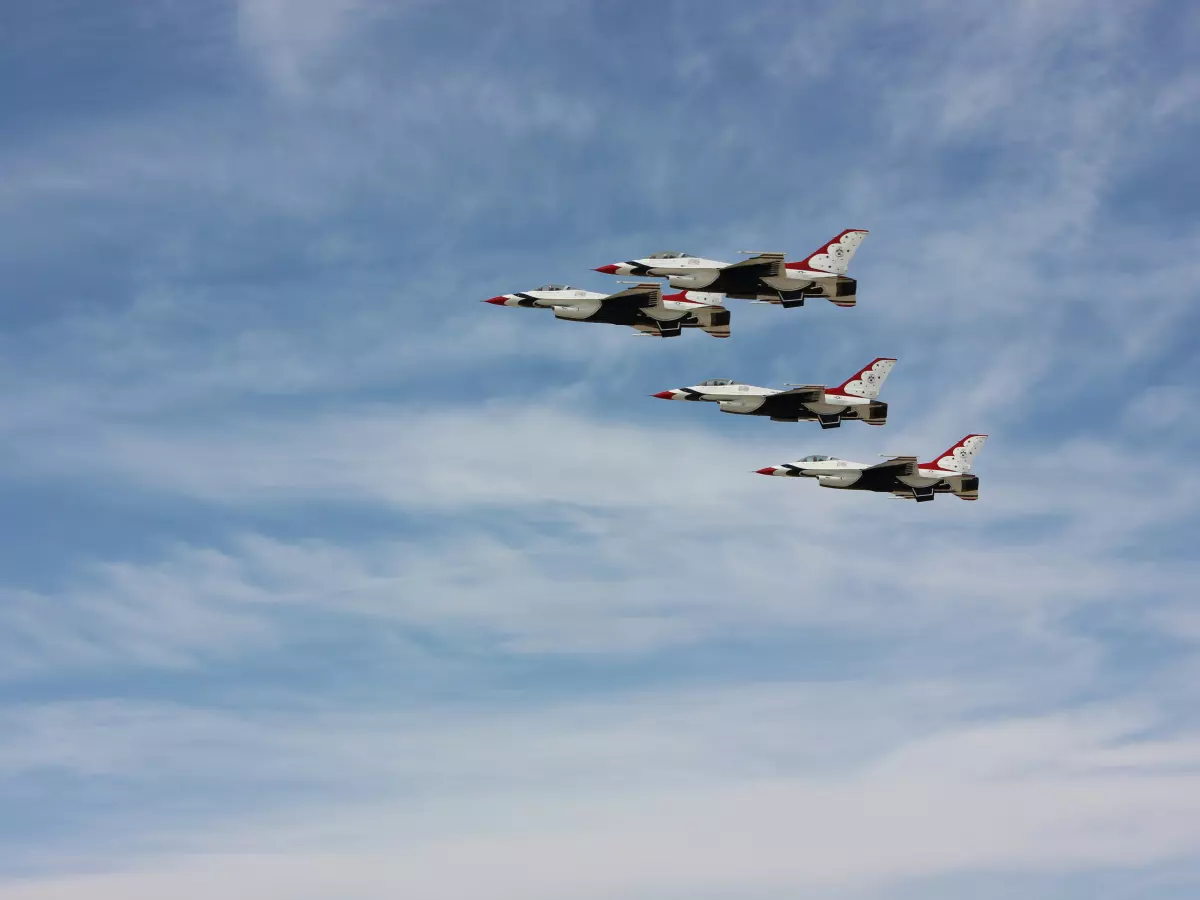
[534,284,570,291]
[647,251,689,259]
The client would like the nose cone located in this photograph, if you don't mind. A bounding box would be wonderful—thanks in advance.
[755,467,778,476]
[651,390,676,400]
[483,295,509,305]
[593,264,621,275]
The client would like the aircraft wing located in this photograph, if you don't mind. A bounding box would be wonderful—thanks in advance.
[601,283,661,311]
[722,252,786,279]
[772,385,825,403]
[866,456,919,477]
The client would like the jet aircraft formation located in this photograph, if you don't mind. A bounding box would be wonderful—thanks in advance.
[484,229,987,503]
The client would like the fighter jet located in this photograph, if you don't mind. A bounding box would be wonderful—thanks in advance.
[483,283,729,338]
[755,434,988,502]
[593,229,867,308]
[652,358,895,429]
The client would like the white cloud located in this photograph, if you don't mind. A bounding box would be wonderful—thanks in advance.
[2,693,1200,899]
[2,395,1194,675]
[0,549,277,676]
[234,0,374,99]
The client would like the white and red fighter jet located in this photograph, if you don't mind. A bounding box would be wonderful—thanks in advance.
[652,358,895,429]
[755,434,988,502]
[484,282,729,338]
[593,229,867,308]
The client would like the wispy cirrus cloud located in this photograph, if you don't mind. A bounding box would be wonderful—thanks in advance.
[3,691,1200,899]
[2,399,1194,681]
[234,0,378,100]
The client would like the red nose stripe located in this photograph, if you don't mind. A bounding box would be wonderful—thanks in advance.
[755,467,777,475]
[484,296,508,305]
[651,391,674,399]
[593,264,620,274]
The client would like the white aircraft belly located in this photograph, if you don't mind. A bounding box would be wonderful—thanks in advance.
[667,271,720,290]
[897,473,942,488]
[803,400,849,415]
[644,305,690,323]
[551,300,601,320]
[718,396,768,414]
[816,471,861,487]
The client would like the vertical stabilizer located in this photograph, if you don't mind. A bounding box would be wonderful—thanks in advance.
[788,229,869,275]
[923,434,988,473]
[831,357,895,398]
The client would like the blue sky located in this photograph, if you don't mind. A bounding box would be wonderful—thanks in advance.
[1,1,1199,897]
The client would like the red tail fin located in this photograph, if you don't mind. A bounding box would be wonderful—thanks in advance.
[922,434,988,473]
[830,357,895,398]
[786,229,869,274]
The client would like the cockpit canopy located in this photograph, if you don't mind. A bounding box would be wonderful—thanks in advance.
[647,251,690,259]
[534,284,570,291]
[698,379,740,386]
[799,454,837,462]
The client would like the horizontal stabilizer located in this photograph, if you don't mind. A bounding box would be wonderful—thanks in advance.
[693,305,731,338]
[955,474,980,500]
